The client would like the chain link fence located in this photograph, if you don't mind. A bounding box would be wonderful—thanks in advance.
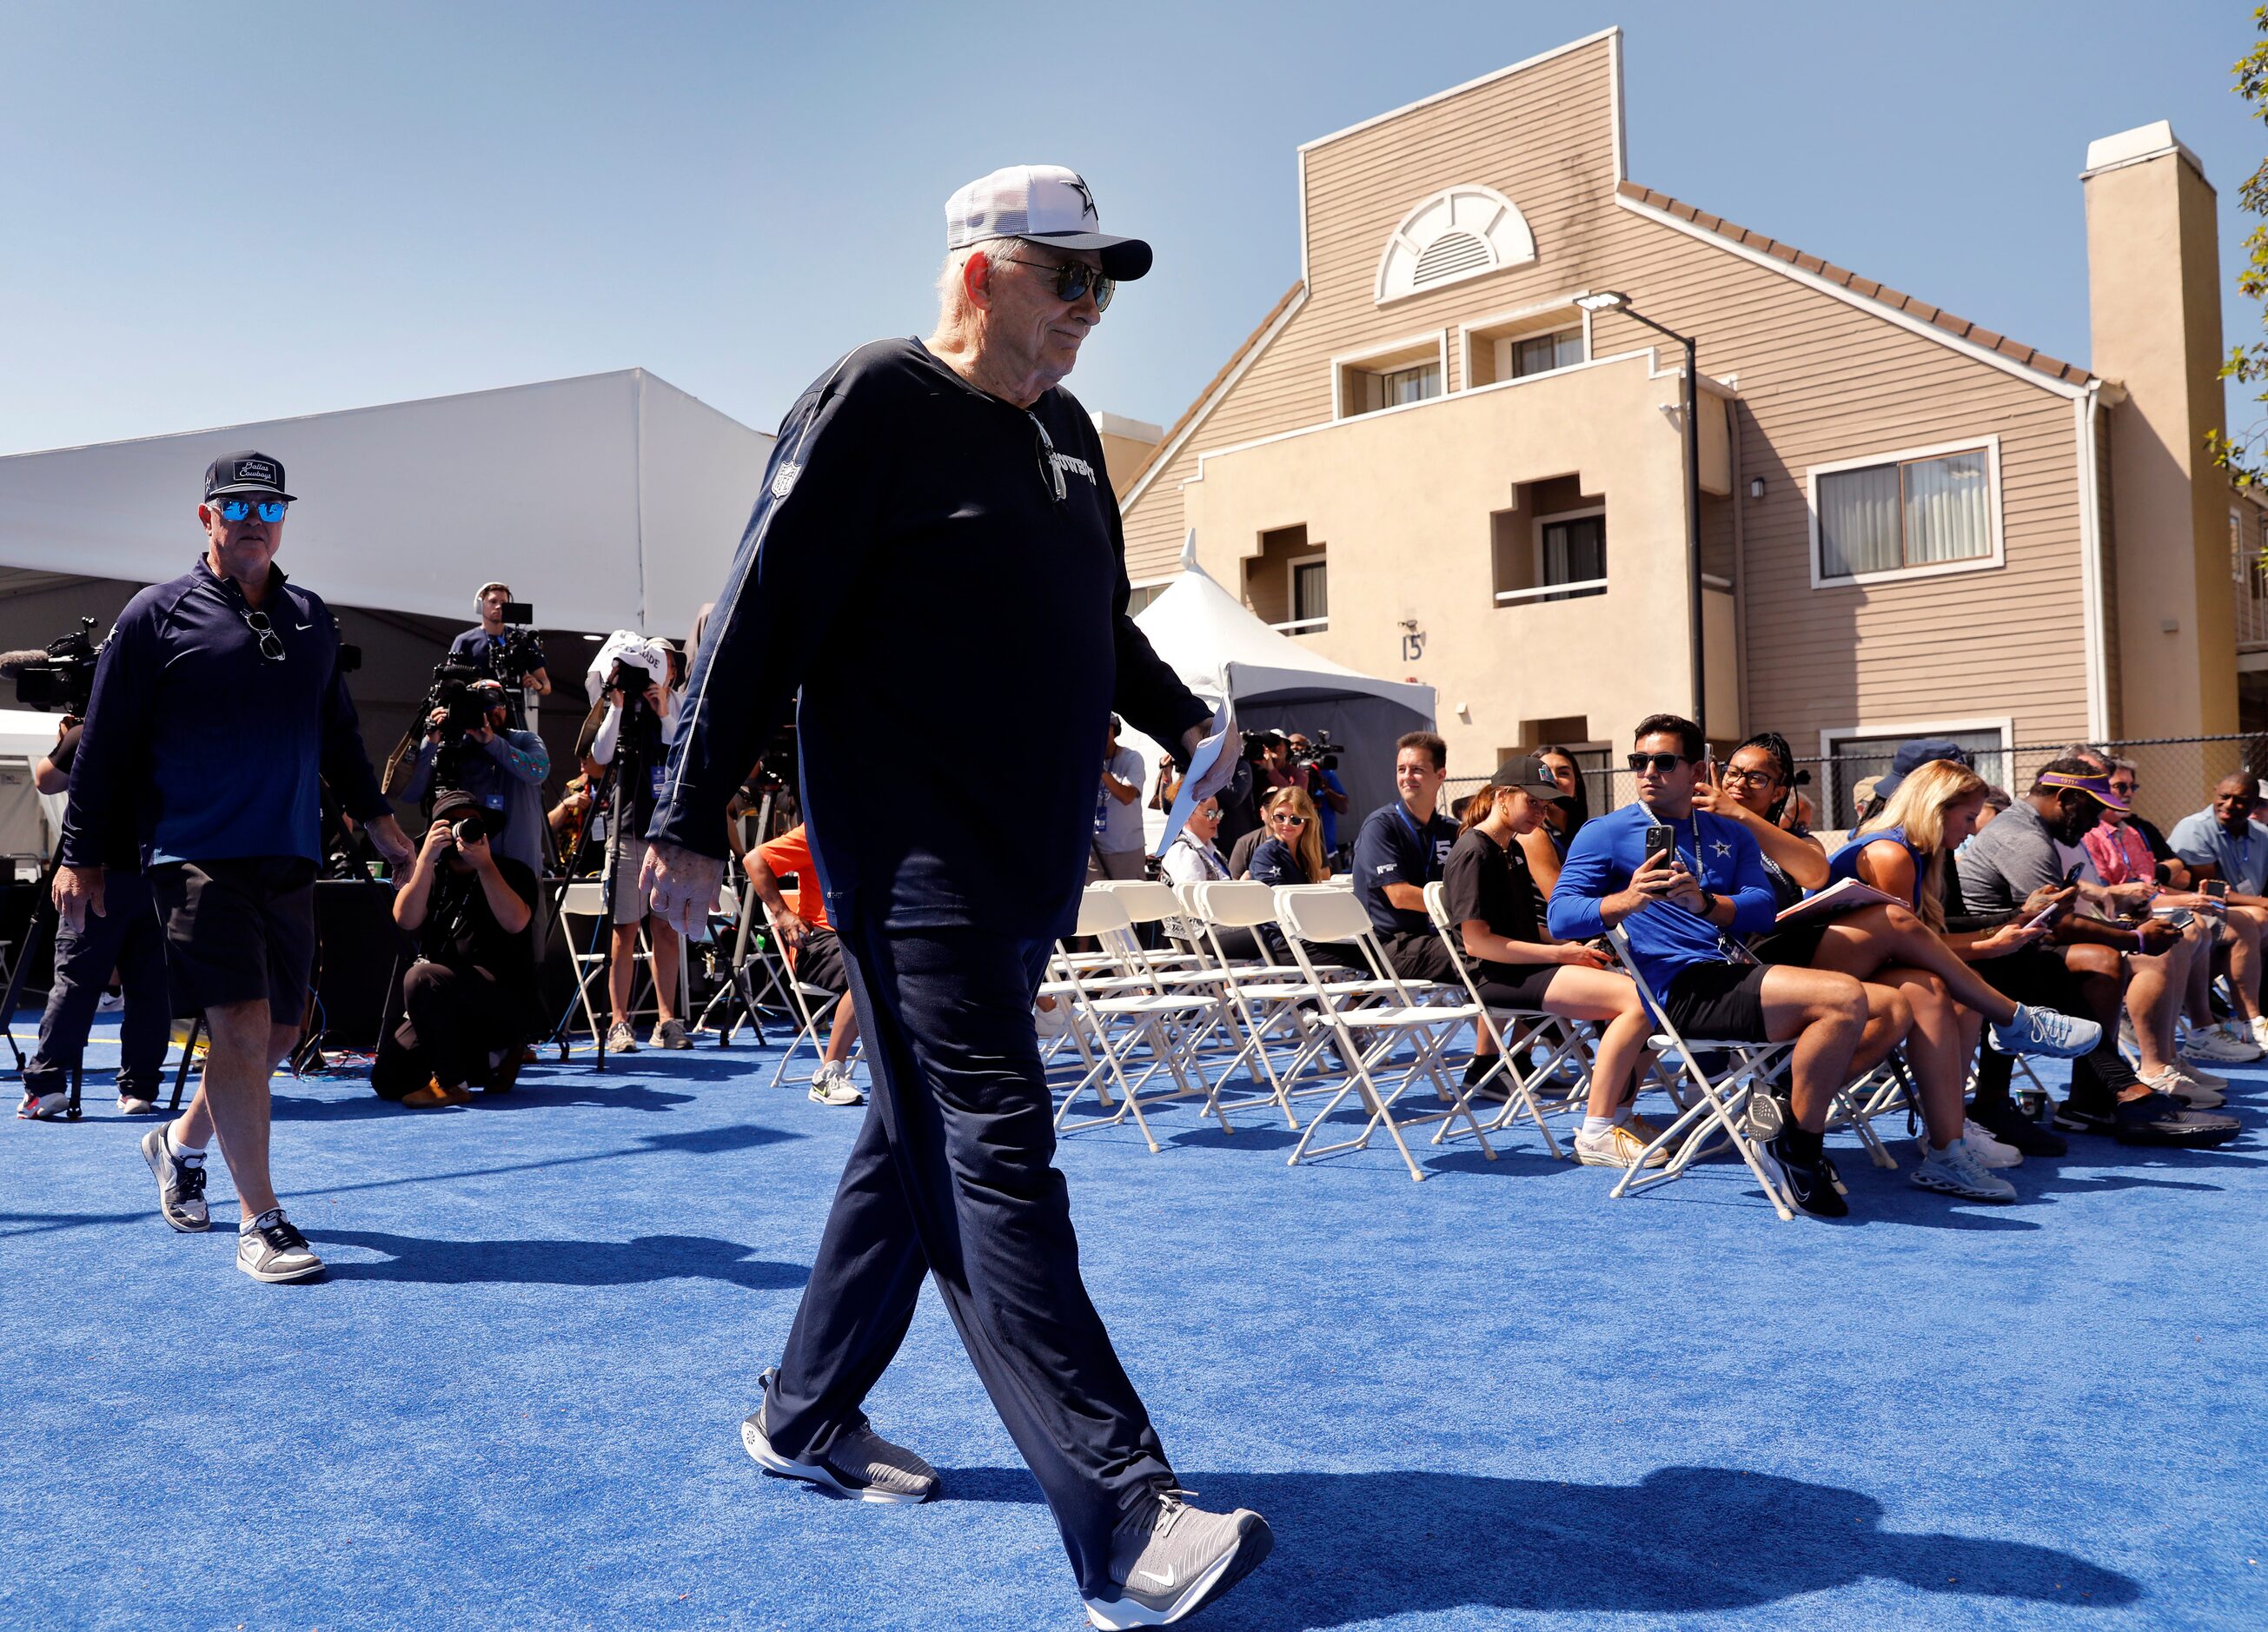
[1443,733,2268,839]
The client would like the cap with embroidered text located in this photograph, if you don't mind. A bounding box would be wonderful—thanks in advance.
[945,165,1152,281]
[204,450,296,502]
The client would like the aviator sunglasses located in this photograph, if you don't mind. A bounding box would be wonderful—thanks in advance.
[995,255,1117,313]
[212,497,288,524]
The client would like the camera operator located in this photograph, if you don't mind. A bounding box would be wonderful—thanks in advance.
[1288,733,1350,861]
[373,790,537,1108]
[582,634,688,1051]
[450,581,551,697]
[395,676,550,879]
[16,713,169,1122]
[57,450,412,1284]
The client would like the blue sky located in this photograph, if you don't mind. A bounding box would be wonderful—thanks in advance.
[3,1,2263,459]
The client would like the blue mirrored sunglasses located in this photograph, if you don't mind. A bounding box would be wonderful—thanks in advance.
[214,497,288,524]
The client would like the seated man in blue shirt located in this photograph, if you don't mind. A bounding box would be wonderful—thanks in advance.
[1548,713,1870,1218]
[1350,731,1462,980]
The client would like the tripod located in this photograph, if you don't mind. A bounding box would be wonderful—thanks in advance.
[2,852,83,1116]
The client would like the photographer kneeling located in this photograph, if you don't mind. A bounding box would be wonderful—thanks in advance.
[374,790,537,1108]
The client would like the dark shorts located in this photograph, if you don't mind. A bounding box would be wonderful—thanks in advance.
[1659,959,1773,1043]
[1971,945,2079,1011]
[1381,931,1460,985]
[795,926,850,999]
[148,857,318,1025]
[1750,922,1832,968]
[1469,959,1562,1010]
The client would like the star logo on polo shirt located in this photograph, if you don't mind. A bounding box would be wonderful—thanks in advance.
[1710,840,1732,859]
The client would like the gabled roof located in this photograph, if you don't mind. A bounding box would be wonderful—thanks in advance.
[1615,181,2095,388]
[1123,281,1305,499]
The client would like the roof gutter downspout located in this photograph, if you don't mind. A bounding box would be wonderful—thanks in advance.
[2076,379,2111,740]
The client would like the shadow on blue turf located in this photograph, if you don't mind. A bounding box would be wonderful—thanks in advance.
[938,1463,2141,1624]
[320,1228,808,1289]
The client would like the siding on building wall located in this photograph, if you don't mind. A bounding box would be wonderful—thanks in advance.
[1120,31,2092,751]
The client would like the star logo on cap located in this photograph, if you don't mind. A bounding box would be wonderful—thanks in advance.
[1066,176,1097,221]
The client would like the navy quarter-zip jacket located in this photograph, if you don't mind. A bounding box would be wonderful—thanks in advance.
[650,338,1210,940]
[60,558,389,871]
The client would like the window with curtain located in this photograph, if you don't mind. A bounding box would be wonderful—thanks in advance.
[1499,327,1586,379]
[1535,514,1606,601]
[1290,559,1329,632]
[1817,446,1993,580]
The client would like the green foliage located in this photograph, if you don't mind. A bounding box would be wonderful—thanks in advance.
[2213,5,2268,488]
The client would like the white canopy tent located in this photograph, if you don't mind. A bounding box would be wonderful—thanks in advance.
[0,368,773,640]
[1124,534,1437,843]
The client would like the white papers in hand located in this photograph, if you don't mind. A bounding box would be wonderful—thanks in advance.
[1774,876,1906,925]
[1151,694,1237,858]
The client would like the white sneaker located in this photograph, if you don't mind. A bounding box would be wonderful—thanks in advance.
[1909,1138,2018,1203]
[1960,1119,2023,1169]
[2175,1057,2232,1090]
[96,991,124,1012]
[605,1020,639,1053]
[2145,1065,2224,1109]
[807,1063,866,1107]
[2182,1025,2259,1064]
[116,1092,157,1116]
[1573,1123,1668,1170]
[2250,1015,2268,1052]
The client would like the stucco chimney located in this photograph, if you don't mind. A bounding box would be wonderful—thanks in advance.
[2085,120,2238,740]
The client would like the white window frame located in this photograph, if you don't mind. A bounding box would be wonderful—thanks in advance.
[1372,183,1537,306]
[1817,716,2013,828]
[1456,295,1589,385]
[1807,435,2005,589]
[1495,506,1608,604]
[1330,330,1452,421]
[1276,553,1329,634]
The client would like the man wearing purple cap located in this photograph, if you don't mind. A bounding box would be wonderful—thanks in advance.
[640,166,1271,1626]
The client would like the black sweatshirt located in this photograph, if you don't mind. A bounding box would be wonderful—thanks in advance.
[649,338,1210,940]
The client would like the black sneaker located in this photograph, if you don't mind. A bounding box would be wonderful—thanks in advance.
[1756,1131,1848,1218]
[2052,1097,2118,1136]
[1969,1098,2069,1158]
[2112,1091,2241,1149]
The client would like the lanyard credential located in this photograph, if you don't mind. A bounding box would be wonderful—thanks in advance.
[1396,800,1446,881]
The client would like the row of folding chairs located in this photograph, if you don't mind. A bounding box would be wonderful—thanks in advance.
[1037,875,1931,1218]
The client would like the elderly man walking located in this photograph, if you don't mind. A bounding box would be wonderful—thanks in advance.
[643,167,1271,1626]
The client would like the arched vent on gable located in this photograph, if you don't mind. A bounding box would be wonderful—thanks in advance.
[1375,184,1535,304]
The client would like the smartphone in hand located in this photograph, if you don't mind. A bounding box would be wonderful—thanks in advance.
[1643,824,1677,869]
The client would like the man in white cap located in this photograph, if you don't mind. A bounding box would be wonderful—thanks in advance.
[641,165,1270,1626]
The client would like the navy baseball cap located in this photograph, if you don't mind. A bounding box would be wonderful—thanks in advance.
[204,450,295,502]
[1873,737,1973,799]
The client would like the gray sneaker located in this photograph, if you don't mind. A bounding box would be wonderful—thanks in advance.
[605,1020,639,1053]
[1084,1486,1274,1629]
[139,1124,210,1232]
[236,1210,324,1283]
[739,1370,938,1504]
[652,1018,692,1050]
[1910,1138,2017,1204]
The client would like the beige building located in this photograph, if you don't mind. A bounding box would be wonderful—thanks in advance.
[1117,28,2264,820]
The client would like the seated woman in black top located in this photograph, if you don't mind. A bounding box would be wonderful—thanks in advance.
[1246,786,1362,968]
[1444,757,1656,1171]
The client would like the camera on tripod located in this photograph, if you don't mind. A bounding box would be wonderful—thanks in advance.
[484,600,545,687]
[4,618,103,715]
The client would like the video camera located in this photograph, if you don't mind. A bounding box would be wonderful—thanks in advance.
[424,660,494,735]
[482,600,546,687]
[1289,732,1341,773]
[3,618,103,715]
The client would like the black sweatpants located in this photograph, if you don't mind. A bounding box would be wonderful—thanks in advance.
[1972,945,2136,1110]
[24,872,168,1098]
[385,962,514,1091]
[764,917,1171,1596]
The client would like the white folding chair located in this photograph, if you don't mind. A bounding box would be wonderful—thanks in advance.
[763,945,856,1089]
[1049,890,1227,1151]
[1418,882,1566,1157]
[1272,886,1495,1181]
[558,880,652,1042]
[1600,926,1800,1220]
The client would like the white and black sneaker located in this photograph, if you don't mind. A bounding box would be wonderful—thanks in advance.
[1084,1484,1274,1629]
[236,1209,323,1283]
[739,1369,938,1504]
[139,1124,209,1232]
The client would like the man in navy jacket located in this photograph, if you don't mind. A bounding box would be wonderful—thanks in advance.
[57,451,411,1281]
[642,166,1271,1628]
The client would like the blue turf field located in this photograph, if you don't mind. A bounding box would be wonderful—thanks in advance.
[3,1015,2263,1630]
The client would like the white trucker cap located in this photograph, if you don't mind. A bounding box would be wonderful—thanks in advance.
[945,164,1152,280]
